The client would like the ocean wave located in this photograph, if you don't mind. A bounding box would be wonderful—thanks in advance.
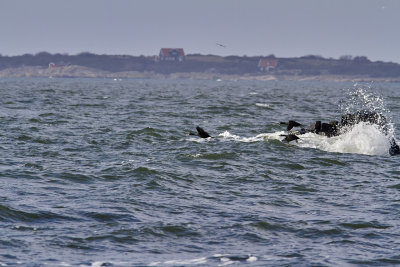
[0,204,71,223]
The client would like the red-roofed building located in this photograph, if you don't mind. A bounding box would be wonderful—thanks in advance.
[48,62,67,69]
[159,48,185,62]
[258,58,278,71]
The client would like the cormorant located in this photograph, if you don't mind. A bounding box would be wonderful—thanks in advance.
[189,126,211,138]
[279,120,302,131]
[280,134,300,143]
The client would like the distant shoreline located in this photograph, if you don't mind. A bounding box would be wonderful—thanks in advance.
[1,65,399,83]
[1,52,400,82]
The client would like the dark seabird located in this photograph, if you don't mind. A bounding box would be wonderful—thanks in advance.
[279,120,302,131]
[280,134,300,143]
[189,126,211,138]
[389,138,400,156]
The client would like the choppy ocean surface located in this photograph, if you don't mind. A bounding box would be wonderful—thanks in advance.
[1,78,400,266]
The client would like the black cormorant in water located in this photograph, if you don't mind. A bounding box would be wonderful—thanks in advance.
[189,126,211,138]
[280,134,300,143]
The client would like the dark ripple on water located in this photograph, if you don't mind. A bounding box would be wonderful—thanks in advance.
[1,78,400,266]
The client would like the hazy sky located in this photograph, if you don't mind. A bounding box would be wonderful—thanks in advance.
[1,0,399,62]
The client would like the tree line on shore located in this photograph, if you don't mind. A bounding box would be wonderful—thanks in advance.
[1,52,400,77]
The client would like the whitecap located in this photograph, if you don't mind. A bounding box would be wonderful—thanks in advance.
[213,254,258,266]
[187,153,202,158]
[149,257,207,266]
[247,256,258,262]
[255,103,271,108]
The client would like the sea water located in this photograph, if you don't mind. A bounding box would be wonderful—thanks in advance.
[1,78,400,266]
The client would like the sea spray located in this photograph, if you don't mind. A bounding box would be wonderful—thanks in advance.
[339,83,387,115]
[294,123,391,156]
[339,83,394,137]
[336,83,397,151]
[329,123,391,155]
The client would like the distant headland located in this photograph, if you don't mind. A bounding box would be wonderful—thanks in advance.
[1,49,400,82]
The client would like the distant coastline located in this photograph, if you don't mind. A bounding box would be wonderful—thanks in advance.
[1,52,400,82]
[2,65,400,83]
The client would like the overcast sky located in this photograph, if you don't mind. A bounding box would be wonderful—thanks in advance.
[1,0,399,62]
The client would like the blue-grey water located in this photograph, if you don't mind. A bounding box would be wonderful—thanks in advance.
[1,78,400,266]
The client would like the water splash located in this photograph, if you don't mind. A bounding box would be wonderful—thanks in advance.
[328,123,391,155]
[302,84,396,155]
[294,123,391,156]
[338,83,396,139]
[339,83,388,118]
[199,84,397,156]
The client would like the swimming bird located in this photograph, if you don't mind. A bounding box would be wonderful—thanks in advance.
[280,134,300,143]
[189,126,211,138]
[279,120,302,131]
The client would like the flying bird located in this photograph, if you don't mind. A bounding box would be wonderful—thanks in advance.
[216,43,227,48]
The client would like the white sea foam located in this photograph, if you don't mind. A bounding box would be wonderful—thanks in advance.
[219,130,285,142]
[187,136,211,143]
[89,262,105,267]
[255,103,270,108]
[78,261,140,267]
[219,131,242,140]
[247,256,258,262]
[214,254,258,266]
[219,123,393,156]
[148,254,257,267]
[149,257,207,266]
[288,123,391,156]
[326,123,390,155]
[218,257,234,266]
